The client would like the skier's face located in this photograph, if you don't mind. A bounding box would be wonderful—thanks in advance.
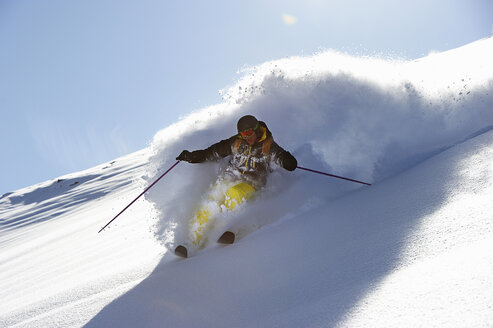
[240,126,258,146]
[244,131,257,145]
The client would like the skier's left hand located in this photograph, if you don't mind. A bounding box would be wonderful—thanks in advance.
[279,151,297,171]
[176,150,193,162]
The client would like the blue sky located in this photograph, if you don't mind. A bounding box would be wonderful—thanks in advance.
[1,0,492,194]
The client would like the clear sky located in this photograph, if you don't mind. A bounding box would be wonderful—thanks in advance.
[1,0,492,194]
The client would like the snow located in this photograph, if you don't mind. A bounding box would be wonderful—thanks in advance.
[1,37,493,327]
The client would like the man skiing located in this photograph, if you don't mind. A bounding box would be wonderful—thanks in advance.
[174,115,297,257]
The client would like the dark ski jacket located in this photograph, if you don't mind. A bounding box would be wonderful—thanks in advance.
[186,121,297,189]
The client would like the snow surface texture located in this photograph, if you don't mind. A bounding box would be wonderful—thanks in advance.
[1,37,492,327]
[0,151,164,327]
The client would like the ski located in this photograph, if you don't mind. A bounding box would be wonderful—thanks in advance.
[174,245,188,258]
[174,231,234,258]
[217,231,235,244]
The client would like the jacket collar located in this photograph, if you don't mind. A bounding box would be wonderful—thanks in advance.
[257,126,267,143]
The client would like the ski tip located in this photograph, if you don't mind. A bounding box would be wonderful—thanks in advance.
[174,245,188,258]
[217,231,235,244]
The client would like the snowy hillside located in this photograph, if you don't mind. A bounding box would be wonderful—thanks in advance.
[1,37,493,327]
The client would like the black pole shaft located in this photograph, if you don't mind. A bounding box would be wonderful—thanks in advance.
[297,166,371,186]
[98,161,181,233]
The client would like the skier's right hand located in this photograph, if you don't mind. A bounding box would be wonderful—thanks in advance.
[176,150,193,162]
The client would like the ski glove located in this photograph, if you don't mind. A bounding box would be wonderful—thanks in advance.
[176,150,193,162]
[279,151,297,171]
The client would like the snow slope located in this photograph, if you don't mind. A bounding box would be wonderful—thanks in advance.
[89,122,493,328]
[1,37,492,327]
[0,150,163,327]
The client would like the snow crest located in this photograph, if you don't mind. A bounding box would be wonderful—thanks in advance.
[145,37,493,251]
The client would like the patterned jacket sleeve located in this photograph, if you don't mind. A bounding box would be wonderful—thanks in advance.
[269,140,298,171]
[187,136,237,163]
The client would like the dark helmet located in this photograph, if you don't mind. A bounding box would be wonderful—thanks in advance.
[237,115,259,132]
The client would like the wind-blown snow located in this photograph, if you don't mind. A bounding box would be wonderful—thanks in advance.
[145,37,492,253]
[0,37,492,327]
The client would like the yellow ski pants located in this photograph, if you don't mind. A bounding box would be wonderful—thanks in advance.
[190,181,255,246]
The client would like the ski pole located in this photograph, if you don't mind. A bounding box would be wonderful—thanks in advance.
[98,161,180,233]
[297,166,371,186]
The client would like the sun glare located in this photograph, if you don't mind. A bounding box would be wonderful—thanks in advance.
[282,13,298,25]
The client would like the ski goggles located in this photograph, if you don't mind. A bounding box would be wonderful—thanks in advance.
[239,123,258,138]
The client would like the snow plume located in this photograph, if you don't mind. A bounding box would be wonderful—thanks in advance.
[145,37,493,251]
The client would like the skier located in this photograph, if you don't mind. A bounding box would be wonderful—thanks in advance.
[175,115,297,256]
